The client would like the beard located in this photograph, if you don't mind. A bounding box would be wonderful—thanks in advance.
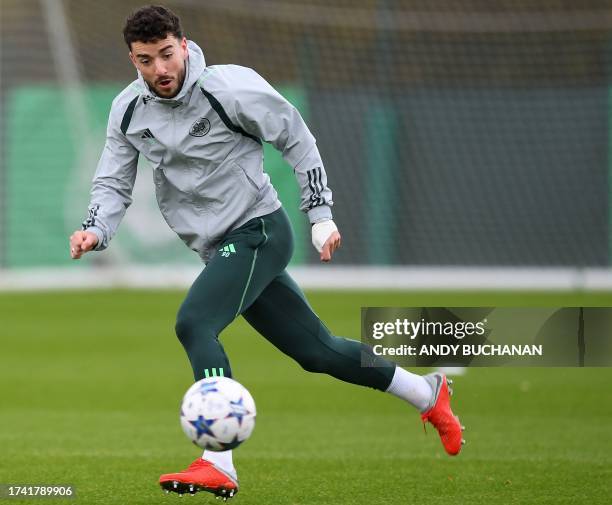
[148,63,186,98]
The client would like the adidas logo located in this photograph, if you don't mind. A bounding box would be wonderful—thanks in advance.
[141,128,155,140]
[219,243,236,257]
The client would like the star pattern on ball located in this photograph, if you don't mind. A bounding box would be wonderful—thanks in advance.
[226,397,250,426]
[189,415,216,438]
[219,435,241,451]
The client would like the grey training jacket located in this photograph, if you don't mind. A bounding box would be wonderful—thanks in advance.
[82,40,333,262]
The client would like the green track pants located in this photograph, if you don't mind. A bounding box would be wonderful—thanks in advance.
[175,207,395,391]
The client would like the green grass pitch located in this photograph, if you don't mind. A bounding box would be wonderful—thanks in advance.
[1,290,611,504]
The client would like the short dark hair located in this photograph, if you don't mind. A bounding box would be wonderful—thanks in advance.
[123,5,183,48]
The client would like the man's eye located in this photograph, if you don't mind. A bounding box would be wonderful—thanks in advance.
[140,59,150,65]
[163,53,173,59]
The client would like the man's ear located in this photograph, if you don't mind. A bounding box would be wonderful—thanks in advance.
[129,51,137,68]
[181,37,188,58]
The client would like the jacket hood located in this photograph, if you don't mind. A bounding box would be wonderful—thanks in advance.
[138,40,206,103]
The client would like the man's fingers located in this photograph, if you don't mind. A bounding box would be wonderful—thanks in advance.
[319,231,341,262]
[70,243,82,259]
[320,243,332,262]
[82,235,97,251]
[70,240,82,259]
[70,232,85,246]
[332,234,342,253]
[321,239,337,262]
[70,234,81,259]
[69,230,97,259]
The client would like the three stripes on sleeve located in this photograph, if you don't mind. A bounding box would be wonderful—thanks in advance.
[307,167,326,209]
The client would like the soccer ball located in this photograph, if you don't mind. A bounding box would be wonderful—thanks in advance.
[180,377,256,451]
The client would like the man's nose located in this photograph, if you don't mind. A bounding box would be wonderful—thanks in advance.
[154,60,167,76]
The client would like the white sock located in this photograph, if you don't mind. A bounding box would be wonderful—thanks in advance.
[386,366,433,412]
[202,450,237,481]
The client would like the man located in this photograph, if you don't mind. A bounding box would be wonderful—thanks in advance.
[69,5,464,500]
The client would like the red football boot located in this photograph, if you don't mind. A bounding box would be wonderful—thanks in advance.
[159,458,238,500]
[421,373,465,456]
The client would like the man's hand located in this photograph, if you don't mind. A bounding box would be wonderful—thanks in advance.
[312,220,342,262]
[69,230,98,259]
